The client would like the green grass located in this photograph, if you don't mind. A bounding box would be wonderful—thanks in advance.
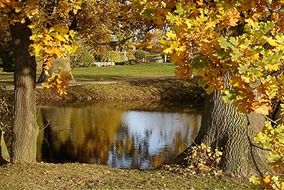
[0,71,13,85]
[0,63,176,85]
[71,63,176,81]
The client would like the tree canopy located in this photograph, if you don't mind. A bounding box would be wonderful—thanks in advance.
[0,0,151,94]
[135,0,284,115]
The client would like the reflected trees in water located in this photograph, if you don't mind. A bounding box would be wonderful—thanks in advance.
[37,103,201,169]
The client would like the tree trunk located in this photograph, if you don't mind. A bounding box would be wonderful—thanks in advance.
[195,90,270,177]
[10,22,38,162]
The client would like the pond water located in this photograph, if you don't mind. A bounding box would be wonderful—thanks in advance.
[37,103,201,169]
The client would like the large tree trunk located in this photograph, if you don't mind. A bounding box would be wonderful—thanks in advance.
[195,90,270,177]
[10,22,38,162]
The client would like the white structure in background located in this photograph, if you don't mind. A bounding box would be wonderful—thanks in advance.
[92,62,116,67]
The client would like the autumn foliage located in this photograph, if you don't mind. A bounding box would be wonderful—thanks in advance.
[1,0,284,186]
[0,0,149,94]
[135,0,284,116]
[136,0,284,188]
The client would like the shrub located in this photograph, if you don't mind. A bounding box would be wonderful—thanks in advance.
[71,49,95,68]
[101,51,126,62]
[134,50,149,61]
[127,52,136,61]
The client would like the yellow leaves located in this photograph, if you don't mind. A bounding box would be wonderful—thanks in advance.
[54,34,66,42]
[249,175,261,186]
[0,0,14,8]
[51,24,69,35]
[252,100,271,115]
[30,23,79,60]
[182,143,223,175]
[58,0,82,15]
[226,8,240,27]
[14,6,21,13]
[43,69,73,96]
[163,42,181,54]
[69,30,76,39]
[161,1,166,8]
[250,174,284,190]
[176,2,280,114]
[266,37,278,47]
[166,31,176,39]
[196,0,204,6]
[251,120,284,190]
[20,18,25,24]
[251,53,259,61]
[30,44,42,57]
[265,63,280,72]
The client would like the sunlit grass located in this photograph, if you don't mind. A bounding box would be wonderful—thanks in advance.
[0,63,176,85]
[71,63,176,81]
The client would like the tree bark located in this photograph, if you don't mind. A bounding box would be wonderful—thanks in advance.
[10,22,38,162]
[195,90,270,177]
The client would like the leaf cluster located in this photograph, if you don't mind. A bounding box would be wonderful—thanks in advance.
[138,0,284,115]
[42,69,73,96]
[250,121,284,190]
[163,143,223,176]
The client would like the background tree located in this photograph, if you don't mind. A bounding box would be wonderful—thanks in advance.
[0,24,14,72]
[74,0,154,61]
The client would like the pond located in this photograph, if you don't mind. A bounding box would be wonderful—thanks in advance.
[37,103,201,169]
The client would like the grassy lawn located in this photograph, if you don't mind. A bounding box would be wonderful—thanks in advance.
[0,71,13,85]
[72,63,176,81]
[0,163,248,190]
[0,63,176,85]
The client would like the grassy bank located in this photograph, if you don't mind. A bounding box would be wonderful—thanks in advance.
[0,163,248,190]
[1,63,202,107]
[37,78,205,106]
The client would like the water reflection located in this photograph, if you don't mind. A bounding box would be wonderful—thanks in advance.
[37,103,201,169]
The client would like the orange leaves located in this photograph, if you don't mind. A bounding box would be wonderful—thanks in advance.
[57,0,82,15]
[144,0,284,116]
[219,8,240,27]
[252,99,272,115]
[0,0,13,8]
